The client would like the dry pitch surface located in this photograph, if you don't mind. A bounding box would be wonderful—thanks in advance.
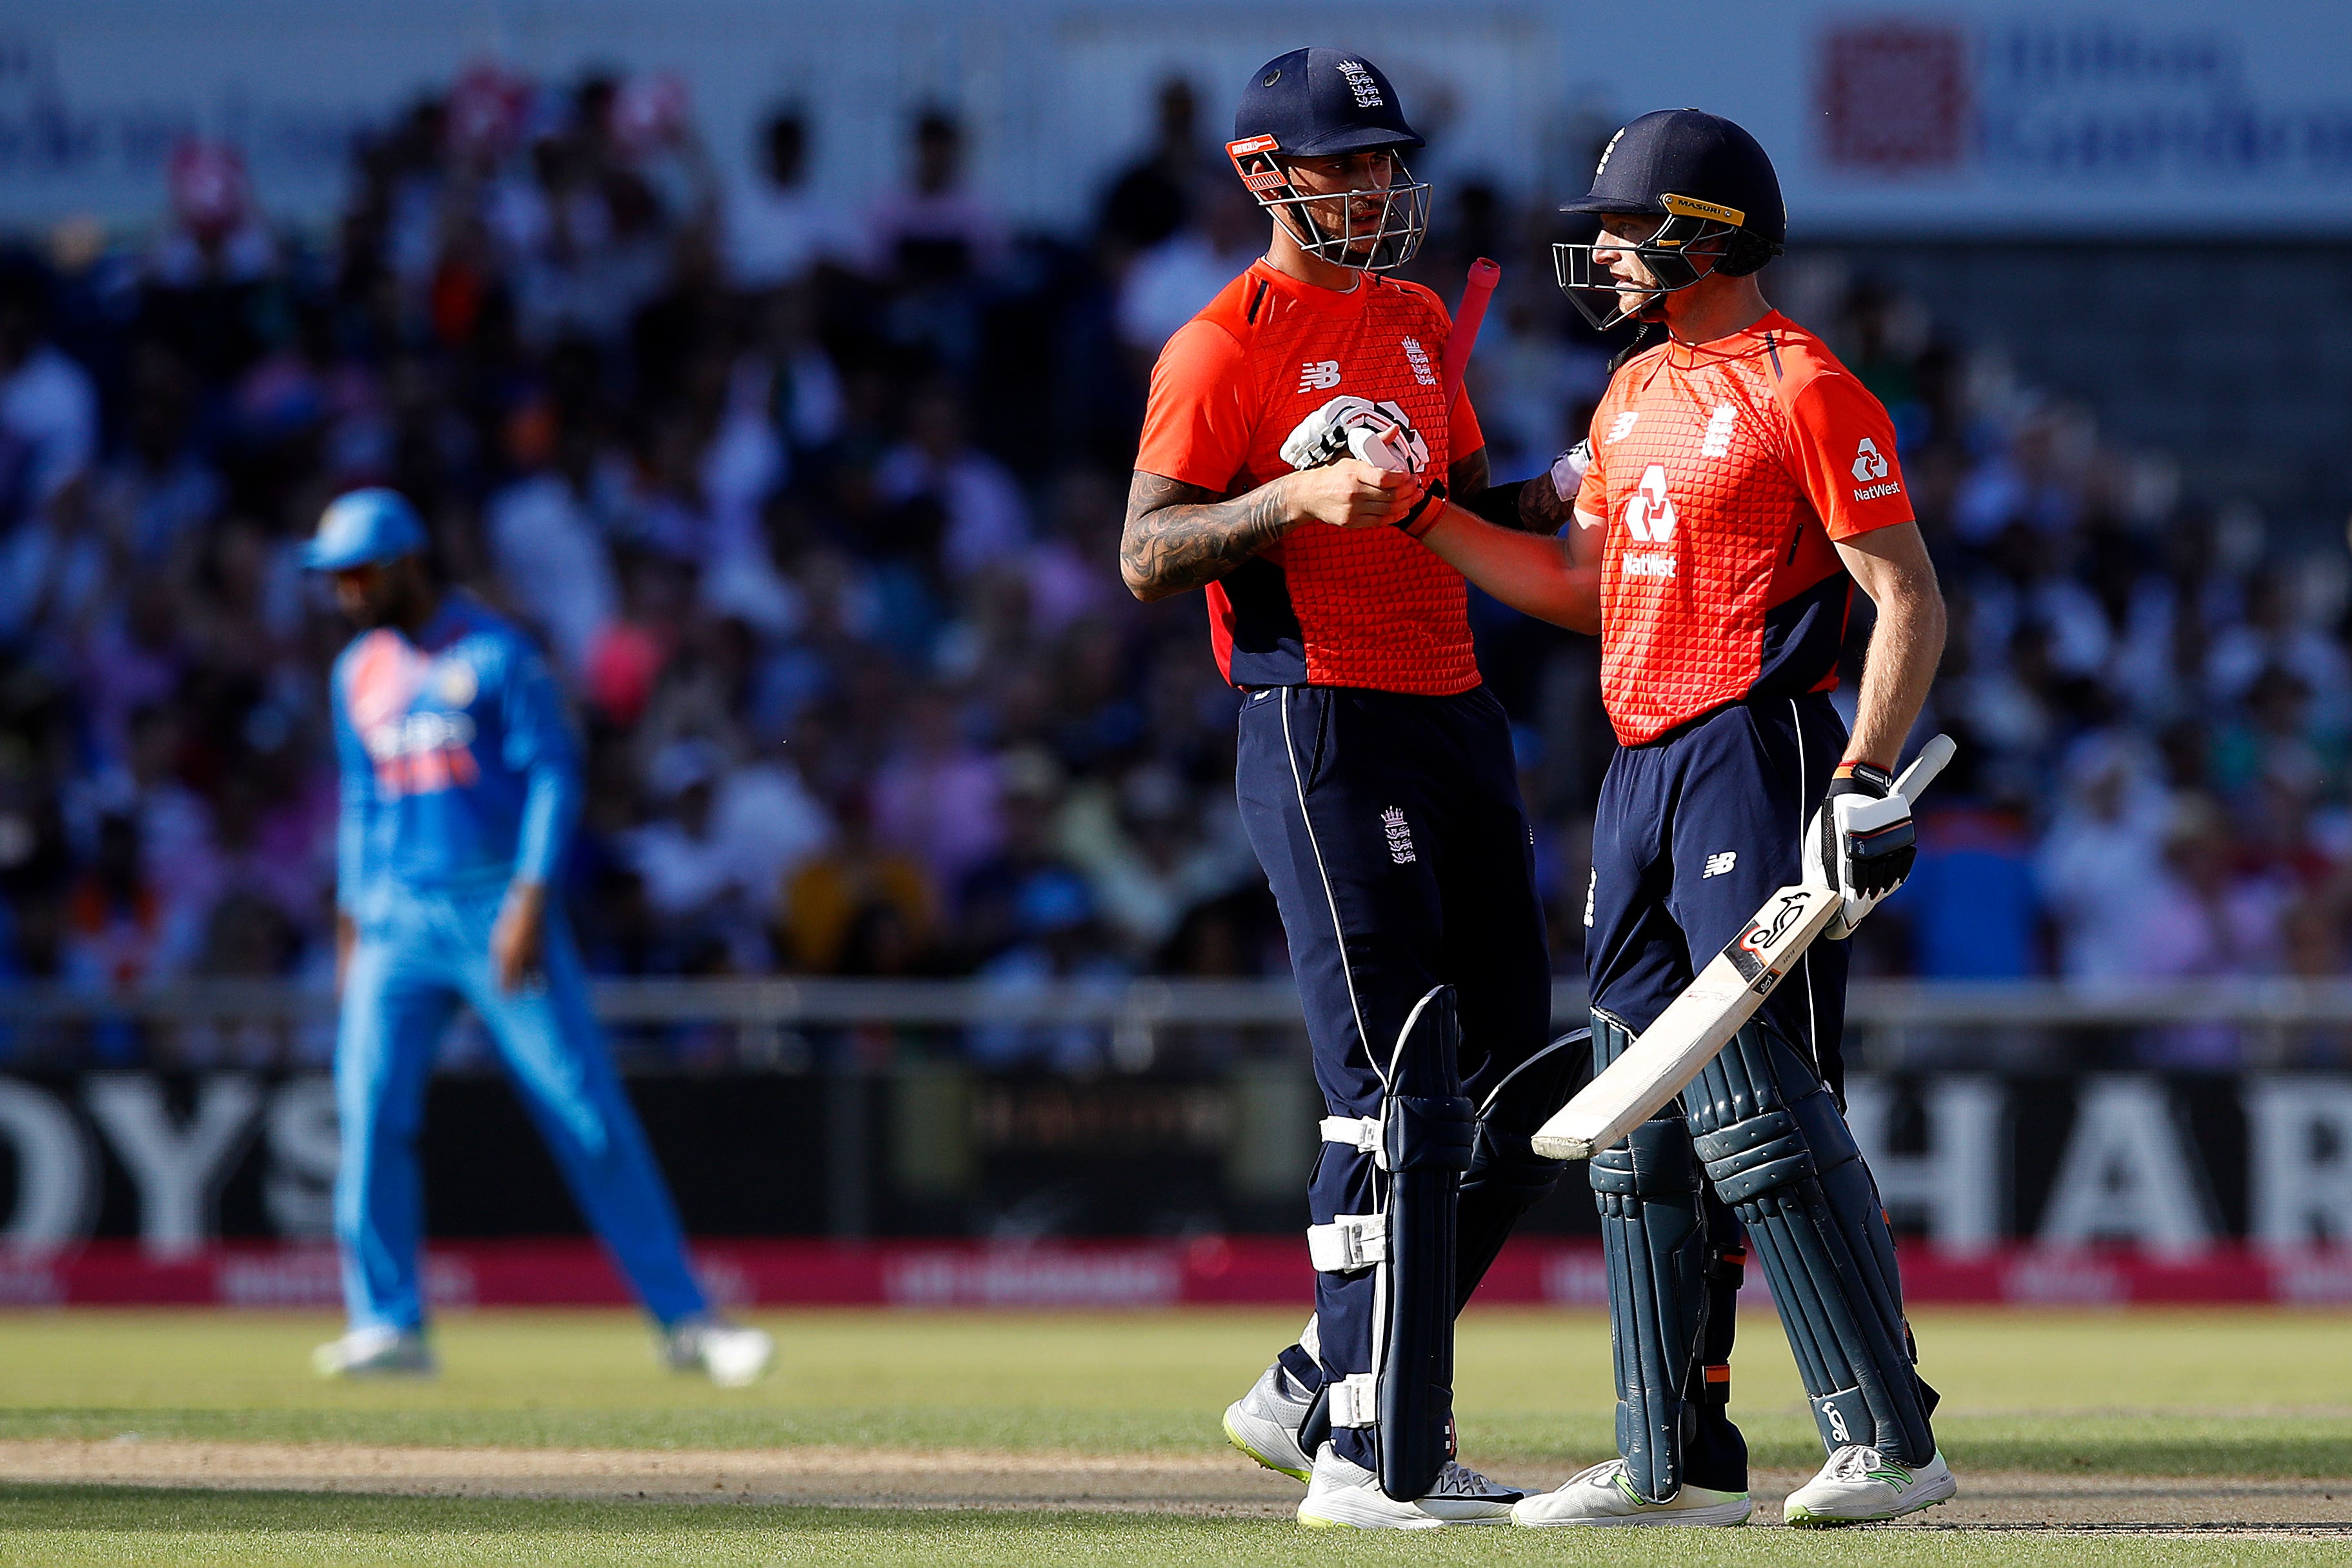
[0,1305,2347,1563]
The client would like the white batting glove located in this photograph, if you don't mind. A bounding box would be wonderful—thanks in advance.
[1802,762,1918,940]
[1281,395,1376,470]
[1281,396,1430,475]
[1549,439,1592,499]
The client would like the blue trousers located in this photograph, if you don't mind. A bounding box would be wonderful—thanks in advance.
[1236,684,1555,1471]
[334,888,707,1332]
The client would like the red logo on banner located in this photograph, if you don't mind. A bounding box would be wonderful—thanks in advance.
[1817,21,1972,174]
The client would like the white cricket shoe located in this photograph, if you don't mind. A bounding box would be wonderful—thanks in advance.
[1783,1445,1957,1527]
[661,1317,775,1388]
[312,1325,435,1378]
[1222,1358,1315,1482]
[1297,1443,1520,1529]
[1512,1458,1751,1527]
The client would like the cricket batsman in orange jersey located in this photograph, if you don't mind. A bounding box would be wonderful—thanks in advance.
[1375,110,1958,1527]
[1122,48,1584,1528]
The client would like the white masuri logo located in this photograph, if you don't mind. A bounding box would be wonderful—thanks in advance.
[1851,436,1890,482]
[1298,359,1342,393]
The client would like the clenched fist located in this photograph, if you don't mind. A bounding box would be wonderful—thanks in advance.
[1284,461,1424,530]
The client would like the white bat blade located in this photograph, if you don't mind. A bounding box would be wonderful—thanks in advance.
[1531,885,1841,1160]
[1531,733,1957,1162]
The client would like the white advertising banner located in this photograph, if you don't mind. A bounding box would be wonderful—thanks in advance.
[0,1,2345,237]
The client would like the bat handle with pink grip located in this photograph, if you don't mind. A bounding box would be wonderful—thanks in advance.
[1438,257,1500,407]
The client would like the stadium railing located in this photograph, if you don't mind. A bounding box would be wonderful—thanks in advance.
[0,977,2345,1071]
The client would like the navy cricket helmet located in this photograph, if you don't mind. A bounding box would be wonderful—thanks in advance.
[1226,48,1431,273]
[1553,108,1787,330]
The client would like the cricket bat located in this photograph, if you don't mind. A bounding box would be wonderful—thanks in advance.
[1530,734,1957,1162]
[1439,257,1499,408]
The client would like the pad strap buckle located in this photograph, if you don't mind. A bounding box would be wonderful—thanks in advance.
[1318,1115,1381,1154]
[1326,1372,1379,1428]
[1306,1213,1388,1272]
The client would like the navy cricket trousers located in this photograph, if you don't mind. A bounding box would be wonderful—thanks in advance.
[1586,691,1849,1087]
[1582,691,1851,1491]
[1235,682,1554,1470]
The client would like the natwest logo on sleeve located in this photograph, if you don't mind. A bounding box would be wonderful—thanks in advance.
[1851,435,1902,501]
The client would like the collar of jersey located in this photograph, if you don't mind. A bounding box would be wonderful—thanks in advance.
[1247,258,1373,319]
[406,594,475,655]
[1659,308,1793,370]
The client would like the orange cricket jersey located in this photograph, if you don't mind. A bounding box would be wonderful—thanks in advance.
[1575,310,1913,745]
[1134,259,1484,694]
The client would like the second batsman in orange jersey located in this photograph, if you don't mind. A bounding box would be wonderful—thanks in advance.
[1368,110,1958,1529]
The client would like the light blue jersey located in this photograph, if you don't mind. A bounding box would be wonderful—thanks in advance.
[324,591,704,1333]
[330,594,579,910]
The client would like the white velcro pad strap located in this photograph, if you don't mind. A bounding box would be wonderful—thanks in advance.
[1306,1213,1388,1273]
[1319,1116,1380,1153]
[1326,1373,1379,1428]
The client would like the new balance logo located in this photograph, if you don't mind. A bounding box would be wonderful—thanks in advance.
[1400,336,1437,386]
[1298,360,1341,393]
[1604,410,1640,444]
[1704,851,1738,878]
[1380,806,1417,864]
[1700,402,1737,458]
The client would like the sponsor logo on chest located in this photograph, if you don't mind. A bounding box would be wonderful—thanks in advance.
[1297,359,1342,393]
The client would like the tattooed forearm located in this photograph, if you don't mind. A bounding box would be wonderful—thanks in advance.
[1121,472,1297,602]
[1516,464,1577,534]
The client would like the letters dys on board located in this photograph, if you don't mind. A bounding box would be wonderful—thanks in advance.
[1,1074,2351,1253]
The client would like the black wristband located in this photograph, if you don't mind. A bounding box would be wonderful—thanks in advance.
[1831,760,1895,797]
[1394,480,1448,540]
[1464,477,1526,528]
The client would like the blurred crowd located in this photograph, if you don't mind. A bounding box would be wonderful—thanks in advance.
[0,68,2342,1069]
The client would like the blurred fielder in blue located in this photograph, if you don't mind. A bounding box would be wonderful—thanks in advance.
[305,488,772,1387]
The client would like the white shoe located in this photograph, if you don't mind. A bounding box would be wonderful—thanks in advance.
[312,1325,435,1378]
[1512,1458,1751,1527]
[1223,1357,1315,1482]
[661,1318,775,1388]
[1297,1443,1520,1529]
[1783,1445,1957,1527]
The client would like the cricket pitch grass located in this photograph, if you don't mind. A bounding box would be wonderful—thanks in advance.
[0,1305,2347,1564]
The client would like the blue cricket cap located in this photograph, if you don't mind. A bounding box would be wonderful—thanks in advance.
[1232,48,1422,159]
[303,488,426,571]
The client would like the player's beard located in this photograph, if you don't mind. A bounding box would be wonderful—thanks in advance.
[1290,190,1403,269]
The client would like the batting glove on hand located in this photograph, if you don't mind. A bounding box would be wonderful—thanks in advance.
[1548,439,1593,500]
[1281,397,1431,475]
[1802,761,1917,940]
